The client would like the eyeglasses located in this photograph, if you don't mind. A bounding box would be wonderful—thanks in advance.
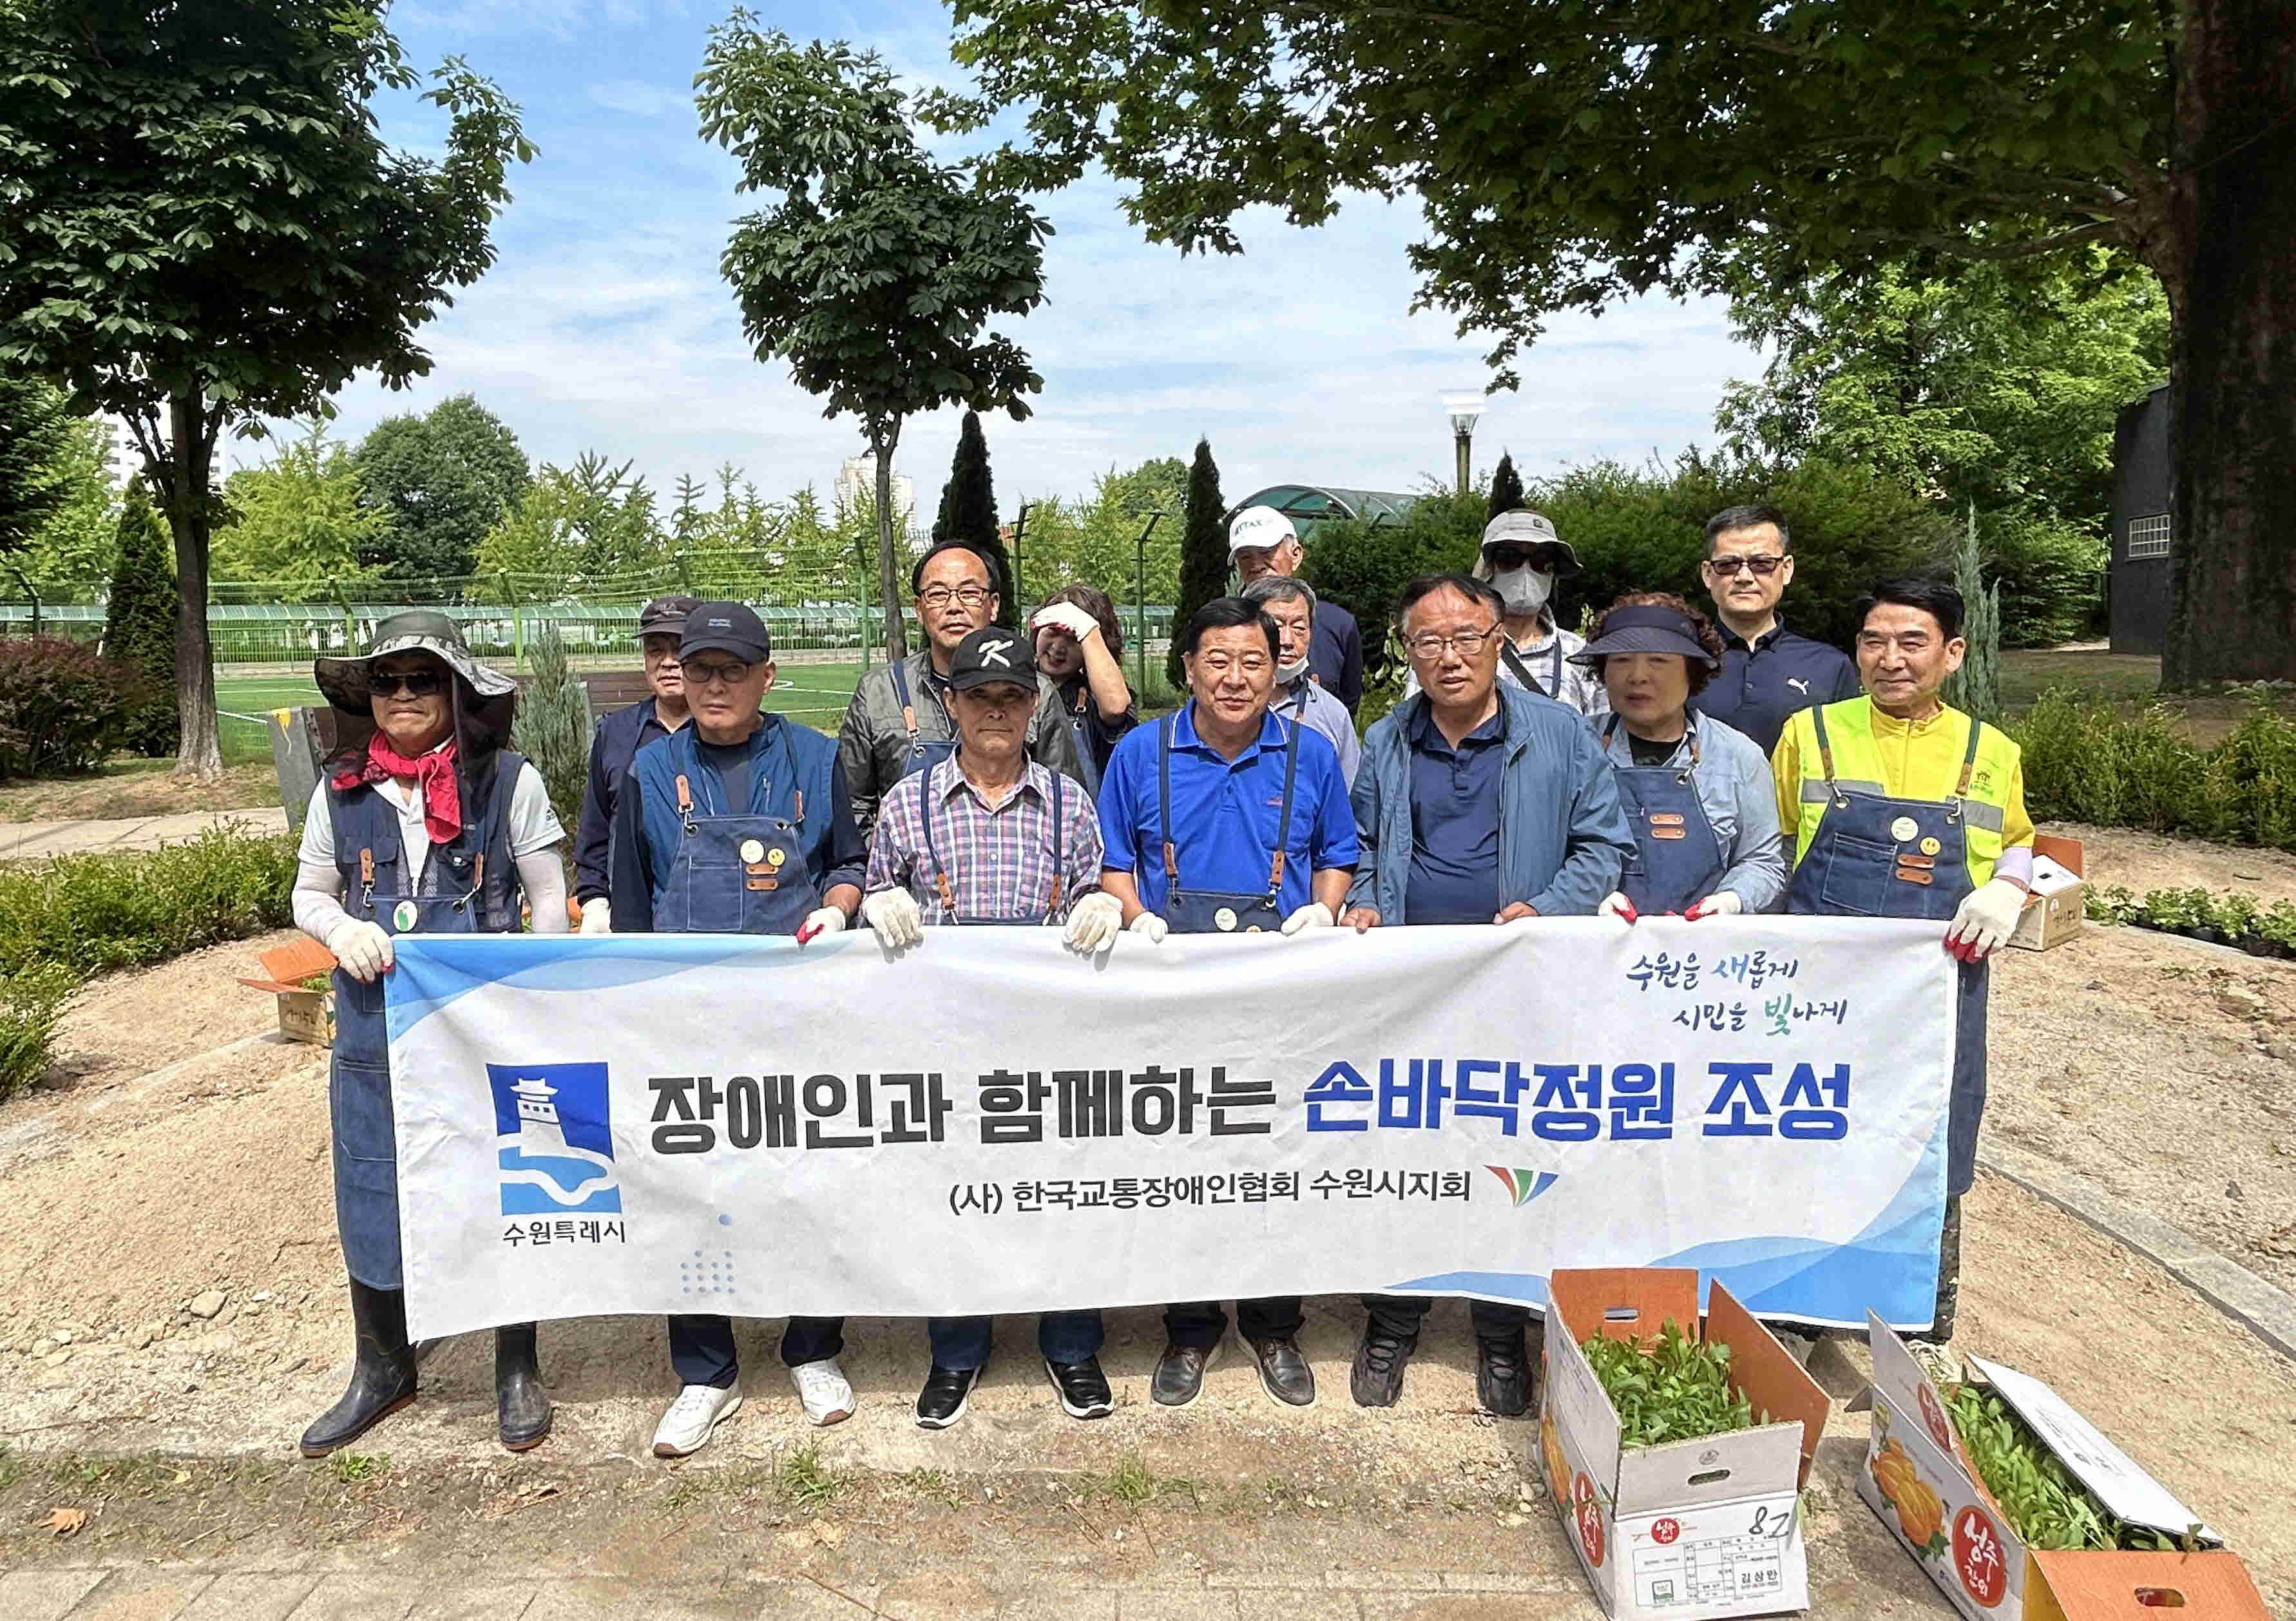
[1404,627,1500,660]
[681,659,754,687]
[370,669,443,698]
[1705,555,1784,577]
[918,585,993,609]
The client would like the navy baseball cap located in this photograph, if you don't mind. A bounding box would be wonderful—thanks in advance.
[678,601,771,663]
[946,626,1037,693]
[635,594,700,638]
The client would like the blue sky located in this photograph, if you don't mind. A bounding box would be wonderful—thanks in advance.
[291,0,1762,510]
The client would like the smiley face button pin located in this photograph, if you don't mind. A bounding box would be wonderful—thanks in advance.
[1889,816,1920,843]
[766,847,786,868]
[739,838,765,864]
[1920,836,1942,856]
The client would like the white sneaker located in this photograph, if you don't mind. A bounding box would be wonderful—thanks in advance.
[789,1357,855,1426]
[652,1383,742,1458]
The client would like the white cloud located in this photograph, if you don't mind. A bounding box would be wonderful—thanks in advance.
[588,80,696,120]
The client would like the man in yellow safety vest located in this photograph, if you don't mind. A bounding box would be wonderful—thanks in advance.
[1772,578,2034,1345]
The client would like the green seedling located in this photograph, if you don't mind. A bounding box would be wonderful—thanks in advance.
[1946,1386,2196,1552]
[1580,1321,1765,1448]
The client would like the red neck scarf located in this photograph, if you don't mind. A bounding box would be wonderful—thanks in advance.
[334,736,463,844]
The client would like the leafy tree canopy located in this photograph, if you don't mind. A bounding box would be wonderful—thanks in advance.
[0,378,117,586]
[354,393,531,580]
[213,422,385,595]
[935,1,2172,383]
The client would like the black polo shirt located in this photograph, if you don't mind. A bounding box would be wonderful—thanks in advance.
[1687,619,1862,755]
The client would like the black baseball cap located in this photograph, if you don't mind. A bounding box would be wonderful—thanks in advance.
[678,601,771,664]
[635,594,700,638]
[946,626,1037,693]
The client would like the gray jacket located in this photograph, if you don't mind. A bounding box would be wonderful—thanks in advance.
[836,649,1085,834]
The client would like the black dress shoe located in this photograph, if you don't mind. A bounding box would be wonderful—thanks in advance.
[495,1322,552,1451]
[300,1279,417,1458]
[1476,1330,1533,1417]
[1247,1336,1315,1406]
[1045,1357,1114,1419]
[1150,1339,1218,1406]
[1350,1326,1416,1408]
[915,1363,982,1430]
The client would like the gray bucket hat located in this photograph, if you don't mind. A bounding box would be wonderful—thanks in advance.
[314,609,516,716]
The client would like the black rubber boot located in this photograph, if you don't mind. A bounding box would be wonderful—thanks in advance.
[495,1322,553,1451]
[300,1278,417,1457]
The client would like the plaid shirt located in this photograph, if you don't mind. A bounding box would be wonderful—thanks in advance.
[865,756,1104,923]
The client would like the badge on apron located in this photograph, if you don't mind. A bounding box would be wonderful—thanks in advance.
[1920,836,1942,856]
[739,838,765,863]
[1889,816,1920,842]
[1214,906,1239,932]
[392,899,417,932]
[766,848,786,868]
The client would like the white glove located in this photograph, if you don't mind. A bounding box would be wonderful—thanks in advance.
[798,905,848,944]
[1127,910,1169,944]
[1945,877,2025,961]
[1280,901,1335,936]
[327,919,394,982]
[1685,890,1741,921]
[1030,602,1101,643]
[1596,892,1638,923]
[1062,892,1124,954]
[579,897,613,935]
[861,887,924,950]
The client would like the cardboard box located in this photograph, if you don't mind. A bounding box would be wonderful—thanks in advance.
[1858,1311,2268,1620]
[2009,834,2085,953]
[236,938,338,1048]
[1540,1269,1830,1620]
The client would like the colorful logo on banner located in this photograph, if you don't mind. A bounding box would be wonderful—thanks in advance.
[1486,1165,1560,1207]
[488,1061,620,1215]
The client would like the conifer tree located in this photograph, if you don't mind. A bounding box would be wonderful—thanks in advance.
[932,410,1015,626]
[1168,438,1228,689]
[1486,452,1525,520]
[100,478,178,756]
[1943,507,2002,724]
[512,622,589,843]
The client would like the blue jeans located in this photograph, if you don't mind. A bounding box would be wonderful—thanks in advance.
[667,1315,844,1389]
[927,1311,1104,1372]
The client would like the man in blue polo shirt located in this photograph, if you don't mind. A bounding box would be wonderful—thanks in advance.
[1095,595,1359,1409]
[573,594,696,932]
[1339,571,1634,1419]
[1686,504,1861,754]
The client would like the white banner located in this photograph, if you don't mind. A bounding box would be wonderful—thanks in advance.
[386,919,1954,1341]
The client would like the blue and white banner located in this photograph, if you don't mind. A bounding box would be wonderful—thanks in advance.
[385,919,1954,1341]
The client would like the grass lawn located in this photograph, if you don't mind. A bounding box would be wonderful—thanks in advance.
[1996,647,2296,747]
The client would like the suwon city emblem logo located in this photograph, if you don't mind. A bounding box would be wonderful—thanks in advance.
[488,1062,621,1215]
[1486,1165,1560,1207]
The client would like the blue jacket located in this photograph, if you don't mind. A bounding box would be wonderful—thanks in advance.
[1348,686,1634,921]
[573,696,680,903]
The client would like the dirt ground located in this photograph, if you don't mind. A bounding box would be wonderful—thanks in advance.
[0,762,278,824]
[2,825,2294,1613]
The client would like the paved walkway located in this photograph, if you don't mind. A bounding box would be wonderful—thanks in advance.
[0,807,287,861]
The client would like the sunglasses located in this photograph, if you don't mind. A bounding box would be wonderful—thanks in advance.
[370,669,444,698]
[1706,555,1785,577]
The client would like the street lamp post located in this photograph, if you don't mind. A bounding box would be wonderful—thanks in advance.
[1442,391,1488,497]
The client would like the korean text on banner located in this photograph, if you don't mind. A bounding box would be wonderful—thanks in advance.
[384,919,1955,1341]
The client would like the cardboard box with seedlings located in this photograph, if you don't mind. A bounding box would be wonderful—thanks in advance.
[1859,1311,2268,1620]
[236,937,337,1048]
[1540,1268,1829,1621]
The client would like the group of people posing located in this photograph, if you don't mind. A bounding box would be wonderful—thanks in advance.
[287,501,2035,1463]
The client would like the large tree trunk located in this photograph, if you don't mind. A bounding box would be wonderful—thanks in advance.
[2161,0,2296,686]
[165,388,223,776]
[872,425,908,666]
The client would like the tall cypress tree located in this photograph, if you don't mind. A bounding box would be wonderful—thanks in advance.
[1168,437,1228,689]
[1942,506,2002,724]
[100,477,178,756]
[932,409,1015,626]
[1486,451,1525,520]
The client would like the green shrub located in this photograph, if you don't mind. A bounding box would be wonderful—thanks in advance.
[2014,687,2296,852]
[511,622,589,839]
[100,477,179,756]
[0,963,79,1100]
[1984,510,2107,649]
[0,829,297,977]
[0,635,135,778]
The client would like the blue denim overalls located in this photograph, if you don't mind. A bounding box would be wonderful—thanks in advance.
[327,754,524,1288]
[1157,713,1301,934]
[1785,706,1990,1194]
[921,763,1069,926]
[652,724,818,935]
[1603,715,1725,914]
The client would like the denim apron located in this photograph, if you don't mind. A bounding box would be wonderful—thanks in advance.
[1604,715,1725,914]
[327,754,524,1289]
[1158,713,1301,934]
[920,765,1069,926]
[1785,707,1989,1193]
[890,658,959,782]
[656,725,818,935]
[1062,684,1105,798]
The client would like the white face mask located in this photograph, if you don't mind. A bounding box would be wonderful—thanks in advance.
[1491,564,1555,616]
[1276,654,1311,685]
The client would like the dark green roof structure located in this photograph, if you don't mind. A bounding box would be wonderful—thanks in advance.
[1232,484,1421,526]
